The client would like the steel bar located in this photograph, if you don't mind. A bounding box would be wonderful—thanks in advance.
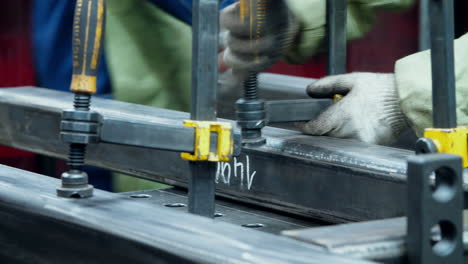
[266,99,332,123]
[283,217,468,263]
[0,164,375,264]
[188,0,220,217]
[3,87,466,222]
[327,0,347,75]
[429,0,457,128]
[100,117,195,153]
[419,0,430,51]
[407,154,464,264]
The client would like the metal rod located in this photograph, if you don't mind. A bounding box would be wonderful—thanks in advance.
[327,0,347,75]
[188,0,220,217]
[419,0,431,51]
[429,0,457,128]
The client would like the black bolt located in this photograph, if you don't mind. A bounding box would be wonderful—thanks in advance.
[57,92,94,198]
[73,93,91,110]
[237,72,266,146]
[244,72,258,100]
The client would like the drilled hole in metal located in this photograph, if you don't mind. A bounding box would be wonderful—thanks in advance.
[164,203,186,208]
[214,213,224,218]
[242,223,264,228]
[430,221,457,257]
[431,167,457,203]
[129,194,151,199]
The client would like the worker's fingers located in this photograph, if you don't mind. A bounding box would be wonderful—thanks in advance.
[306,73,359,98]
[302,104,344,136]
[223,48,278,72]
[226,33,278,55]
[302,98,361,140]
[221,3,251,38]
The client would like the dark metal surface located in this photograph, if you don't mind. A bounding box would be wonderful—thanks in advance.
[218,73,318,126]
[430,0,457,128]
[327,0,347,75]
[419,0,430,51]
[283,217,468,263]
[100,117,194,152]
[0,87,452,222]
[121,188,319,235]
[0,164,375,264]
[237,72,267,146]
[407,154,464,264]
[189,0,220,217]
[266,99,332,123]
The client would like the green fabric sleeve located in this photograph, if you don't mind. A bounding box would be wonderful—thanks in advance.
[105,0,192,111]
[284,0,414,63]
[104,1,193,192]
[395,33,468,136]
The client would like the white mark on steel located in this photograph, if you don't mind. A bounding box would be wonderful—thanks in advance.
[215,155,256,190]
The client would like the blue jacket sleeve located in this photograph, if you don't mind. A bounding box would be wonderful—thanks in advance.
[147,0,235,24]
[32,0,111,95]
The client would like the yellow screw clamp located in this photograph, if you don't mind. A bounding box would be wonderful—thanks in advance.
[181,121,234,162]
[424,126,468,168]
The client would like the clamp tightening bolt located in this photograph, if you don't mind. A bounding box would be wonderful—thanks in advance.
[58,93,96,198]
[58,0,106,198]
[236,72,266,146]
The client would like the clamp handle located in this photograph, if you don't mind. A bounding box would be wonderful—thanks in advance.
[70,0,106,94]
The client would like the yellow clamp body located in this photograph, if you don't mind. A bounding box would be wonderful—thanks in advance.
[181,121,234,162]
[424,126,468,168]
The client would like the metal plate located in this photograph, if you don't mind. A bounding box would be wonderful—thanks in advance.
[0,164,375,264]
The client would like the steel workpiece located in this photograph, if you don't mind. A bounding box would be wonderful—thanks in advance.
[429,0,457,128]
[327,0,347,75]
[0,163,375,264]
[189,0,221,218]
[3,87,467,222]
[283,217,468,263]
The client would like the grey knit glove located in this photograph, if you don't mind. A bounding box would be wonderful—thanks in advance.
[220,0,299,79]
[303,73,409,145]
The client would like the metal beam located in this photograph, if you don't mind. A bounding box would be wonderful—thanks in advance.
[283,217,468,263]
[2,87,463,222]
[0,163,374,264]
[266,99,331,123]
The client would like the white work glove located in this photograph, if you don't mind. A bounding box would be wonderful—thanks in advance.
[302,73,409,145]
[220,0,299,79]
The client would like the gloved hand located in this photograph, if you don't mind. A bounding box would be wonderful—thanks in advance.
[302,72,409,145]
[220,0,299,80]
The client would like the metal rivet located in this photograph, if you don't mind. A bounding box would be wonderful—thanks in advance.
[164,203,186,208]
[242,223,264,228]
[129,194,151,199]
[214,213,224,218]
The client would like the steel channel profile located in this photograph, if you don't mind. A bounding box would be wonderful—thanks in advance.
[0,164,374,264]
[0,88,420,222]
[429,0,457,128]
[406,154,464,264]
[327,0,347,75]
[188,0,220,217]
